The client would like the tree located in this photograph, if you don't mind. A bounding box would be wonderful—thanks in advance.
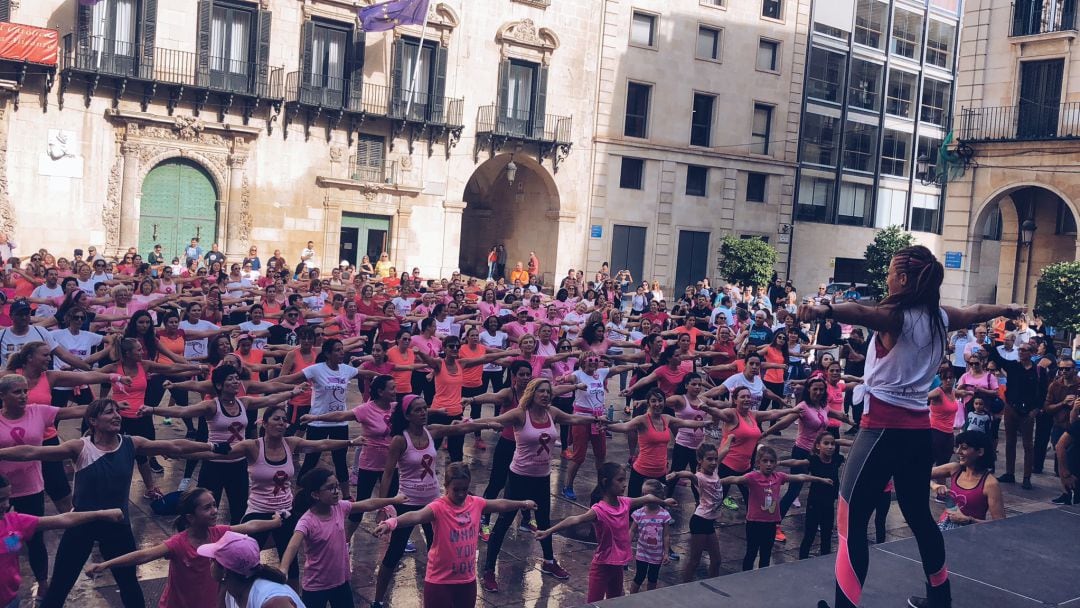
[864,225,916,298]
[1035,261,1080,333]
[717,236,776,288]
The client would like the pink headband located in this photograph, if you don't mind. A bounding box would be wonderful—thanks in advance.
[400,393,420,414]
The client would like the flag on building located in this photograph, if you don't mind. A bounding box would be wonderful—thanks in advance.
[359,0,431,32]
[78,0,103,5]
[937,131,965,184]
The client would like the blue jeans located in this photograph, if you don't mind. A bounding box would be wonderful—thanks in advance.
[487,262,496,280]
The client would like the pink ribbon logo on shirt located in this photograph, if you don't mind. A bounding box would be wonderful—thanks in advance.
[382,414,392,438]
[9,427,26,445]
[272,471,289,495]
[537,433,551,455]
[227,422,244,443]
[420,454,434,480]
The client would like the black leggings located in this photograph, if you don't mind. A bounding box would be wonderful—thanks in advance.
[931,429,954,466]
[43,520,143,608]
[834,427,947,608]
[872,487,892,543]
[628,467,666,499]
[302,581,354,608]
[485,471,555,570]
[428,410,464,462]
[241,509,302,580]
[299,426,350,487]
[381,503,434,569]
[464,385,486,424]
[716,462,750,504]
[145,375,195,433]
[482,370,504,393]
[350,469,398,523]
[743,520,777,570]
[799,498,835,559]
[779,445,811,517]
[553,396,574,448]
[50,386,93,407]
[120,415,155,465]
[666,444,700,500]
[411,370,436,405]
[11,491,46,583]
[634,560,661,585]
[41,435,72,502]
[198,459,249,524]
[184,416,209,478]
[482,436,516,511]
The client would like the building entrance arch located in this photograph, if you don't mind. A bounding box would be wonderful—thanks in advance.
[138,159,219,261]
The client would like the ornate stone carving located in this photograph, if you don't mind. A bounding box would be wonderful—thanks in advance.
[239,173,252,243]
[175,116,205,140]
[496,19,560,52]
[0,100,13,237]
[329,145,346,163]
[203,153,229,181]
[104,156,122,250]
[399,155,413,170]
[228,154,248,169]
[135,116,228,148]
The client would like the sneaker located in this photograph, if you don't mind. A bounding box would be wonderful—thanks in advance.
[775,529,787,543]
[1021,478,1033,490]
[793,497,801,508]
[480,523,493,542]
[482,570,499,592]
[722,496,739,510]
[177,477,193,493]
[667,550,680,562]
[541,559,571,580]
[370,602,386,608]
[907,597,931,608]
[561,486,577,501]
[404,540,417,554]
[817,602,832,608]
[554,439,562,448]
[997,473,1016,483]
[474,438,487,451]
[162,417,172,426]
[561,449,572,460]
[143,487,164,501]
[148,458,165,474]
[519,515,538,533]
[1051,492,1074,505]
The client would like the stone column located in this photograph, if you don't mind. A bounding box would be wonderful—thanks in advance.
[117,142,142,255]
[441,200,467,276]
[224,154,247,259]
[392,206,413,273]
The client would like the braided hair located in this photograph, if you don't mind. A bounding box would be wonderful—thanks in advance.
[878,245,946,352]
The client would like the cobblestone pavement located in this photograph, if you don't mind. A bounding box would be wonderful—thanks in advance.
[16,386,1063,608]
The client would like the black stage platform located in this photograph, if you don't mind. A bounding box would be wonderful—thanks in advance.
[594,505,1080,608]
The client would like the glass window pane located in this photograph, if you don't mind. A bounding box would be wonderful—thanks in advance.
[691,93,714,146]
[757,40,778,71]
[800,113,841,166]
[875,187,908,228]
[926,20,955,70]
[920,77,950,126]
[891,9,923,59]
[881,129,912,176]
[886,69,917,118]
[854,0,887,49]
[842,120,879,172]
[697,27,721,60]
[752,105,772,153]
[632,13,655,46]
[807,47,845,102]
[848,59,883,111]
[624,82,650,137]
[797,176,834,222]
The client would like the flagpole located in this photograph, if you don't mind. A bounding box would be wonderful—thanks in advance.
[403,3,431,120]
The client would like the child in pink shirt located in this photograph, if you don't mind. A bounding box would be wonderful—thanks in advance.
[536,462,677,602]
[375,462,536,608]
[629,479,673,592]
[281,468,405,607]
[720,446,833,571]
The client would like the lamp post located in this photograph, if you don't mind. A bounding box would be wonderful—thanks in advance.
[917,154,935,186]
[1019,218,1037,306]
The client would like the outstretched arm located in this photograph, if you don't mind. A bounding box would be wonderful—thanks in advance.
[534,510,598,540]
[85,541,170,576]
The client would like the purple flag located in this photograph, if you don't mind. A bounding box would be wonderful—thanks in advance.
[359,0,431,32]
[78,0,104,5]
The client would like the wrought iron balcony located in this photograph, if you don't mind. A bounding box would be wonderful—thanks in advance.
[59,34,283,119]
[1012,0,1077,36]
[959,103,1080,142]
[475,104,573,171]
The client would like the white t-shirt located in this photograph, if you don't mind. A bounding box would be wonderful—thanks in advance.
[30,284,64,318]
[479,330,508,372]
[434,316,461,339]
[391,296,415,318]
[238,320,272,350]
[225,578,304,608]
[49,329,104,388]
[573,368,610,434]
[179,319,219,359]
[225,277,252,298]
[563,312,586,342]
[0,326,56,368]
[76,278,98,296]
[303,363,359,427]
[721,373,766,411]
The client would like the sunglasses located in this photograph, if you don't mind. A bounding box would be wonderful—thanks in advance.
[445,344,460,350]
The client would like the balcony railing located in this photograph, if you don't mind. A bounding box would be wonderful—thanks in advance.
[284,71,464,127]
[61,35,283,100]
[350,158,392,184]
[476,105,572,144]
[1012,0,1077,35]
[959,103,1080,142]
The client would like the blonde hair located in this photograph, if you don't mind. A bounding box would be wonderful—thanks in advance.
[518,378,551,409]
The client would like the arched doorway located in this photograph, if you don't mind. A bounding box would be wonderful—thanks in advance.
[139,160,219,261]
[458,154,560,283]
[972,185,1078,306]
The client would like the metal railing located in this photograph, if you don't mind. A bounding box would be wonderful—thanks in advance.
[284,71,464,127]
[349,157,394,184]
[959,103,1080,141]
[61,34,283,99]
[476,105,572,144]
[1012,0,1077,35]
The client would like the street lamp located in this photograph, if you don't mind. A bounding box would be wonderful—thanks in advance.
[1020,218,1037,245]
[917,154,933,185]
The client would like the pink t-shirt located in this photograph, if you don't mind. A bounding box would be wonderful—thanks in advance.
[0,511,38,605]
[159,525,230,608]
[424,494,487,585]
[631,506,672,565]
[795,402,830,451]
[744,470,788,522]
[825,381,845,428]
[0,404,59,497]
[694,469,724,520]
[410,334,442,373]
[295,500,353,591]
[353,401,393,472]
[591,496,633,565]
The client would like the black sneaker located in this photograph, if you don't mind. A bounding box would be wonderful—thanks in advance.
[817,602,831,608]
[148,458,165,474]
[1051,492,1074,505]
[1021,478,1033,490]
[996,473,1016,483]
[908,597,931,608]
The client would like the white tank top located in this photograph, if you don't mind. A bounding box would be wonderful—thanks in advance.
[863,307,948,411]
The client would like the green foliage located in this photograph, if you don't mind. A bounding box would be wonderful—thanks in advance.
[717,236,777,288]
[1035,261,1080,333]
[864,226,916,297]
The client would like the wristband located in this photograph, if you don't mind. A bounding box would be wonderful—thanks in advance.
[379,505,398,518]
[384,516,399,531]
[109,373,122,383]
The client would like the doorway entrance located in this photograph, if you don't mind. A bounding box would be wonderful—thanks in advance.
[339,213,391,269]
[610,225,646,287]
[138,159,218,261]
[674,230,710,295]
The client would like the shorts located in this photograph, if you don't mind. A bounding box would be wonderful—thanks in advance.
[689,514,717,535]
[570,425,606,464]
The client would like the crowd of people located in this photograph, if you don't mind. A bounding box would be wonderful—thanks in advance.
[0,239,1076,608]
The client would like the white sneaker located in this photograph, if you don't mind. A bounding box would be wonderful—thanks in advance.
[177,477,192,492]
[554,439,562,447]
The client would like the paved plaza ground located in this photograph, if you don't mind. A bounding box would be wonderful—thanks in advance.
[17,383,1064,608]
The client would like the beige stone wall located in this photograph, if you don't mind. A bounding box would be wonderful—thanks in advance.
[791,223,945,290]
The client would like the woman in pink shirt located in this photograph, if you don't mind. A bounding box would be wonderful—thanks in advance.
[928,369,963,466]
[536,462,676,602]
[375,462,536,608]
[409,317,442,403]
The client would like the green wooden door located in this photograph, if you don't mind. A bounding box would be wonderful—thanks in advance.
[340,213,391,267]
[139,160,218,261]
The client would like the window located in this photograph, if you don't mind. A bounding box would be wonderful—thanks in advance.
[891,9,923,59]
[916,136,942,181]
[838,182,872,226]
[354,134,386,182]
[757,39,779,71]
[910,192,941,233]
[926,20,955,70]
[691,93,715,146]
[886,69,917,118]
[686,165,709,196]
[624,81,651,138]
[746,172,767,202]
[920,78,950,126]
[814,22,850,40]
[806,46,845,103]
[875,187,907,227]
[84,0,139,74]
[311,24,348,88]
[631,11,657,47]
[620,157,645,189]
[751,104,773,154]
[210,3,254,81]
[1057,199,1078,234]
[982,208,1003,240]
[842,120,878,172]
[697,26,722,61]
[854,0,887,49]
[848,59,883,111]
[763,0,782,19]
[800,113,841,166]
[496,58,542,136]
[881,129,911,176]
[0,1,8,23]
[797,175,834,222]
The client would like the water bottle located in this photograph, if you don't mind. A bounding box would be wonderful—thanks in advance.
[606,403,615,422]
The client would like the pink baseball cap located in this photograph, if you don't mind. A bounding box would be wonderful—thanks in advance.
[195,531,260,576]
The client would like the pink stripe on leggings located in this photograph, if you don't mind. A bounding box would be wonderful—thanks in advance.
[929,564,949,587]
[835,497,861,605]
